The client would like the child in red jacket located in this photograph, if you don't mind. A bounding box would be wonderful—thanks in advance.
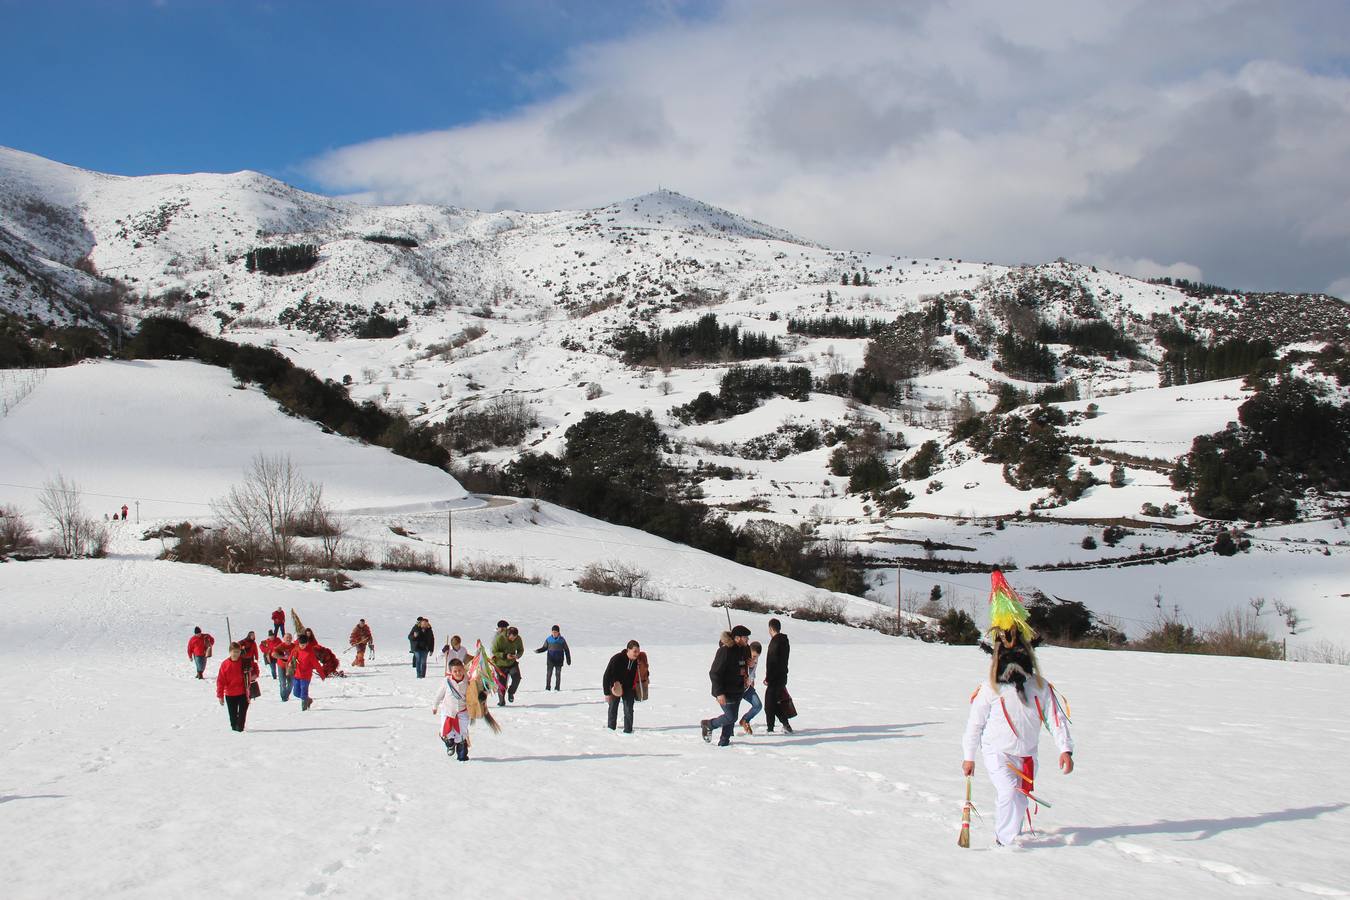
[290,634,326,711]
[216,642,252,732]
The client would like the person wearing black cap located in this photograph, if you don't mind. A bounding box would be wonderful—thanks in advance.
[701,625,752,746]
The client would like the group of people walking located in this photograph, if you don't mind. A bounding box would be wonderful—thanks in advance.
[187,569,1073,848]
[701,618,794,746]
[191,607,342,732]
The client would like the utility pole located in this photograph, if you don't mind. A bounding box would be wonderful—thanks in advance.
[135,500,140,524]
[447,506,453,576]
[895,566,902,633]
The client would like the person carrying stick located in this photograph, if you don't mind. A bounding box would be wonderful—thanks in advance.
[961,571,1074,847]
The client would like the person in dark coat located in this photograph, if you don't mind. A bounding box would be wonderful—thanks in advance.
[408,618,435,678]
[701,625,751,746]
[602,640,642,733]
[764,618,793,733]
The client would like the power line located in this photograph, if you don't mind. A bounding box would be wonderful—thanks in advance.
[0,480,214,507]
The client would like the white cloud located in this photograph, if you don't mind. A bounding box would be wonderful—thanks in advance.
[303,0,1350,293]
[1079,255,1204,283]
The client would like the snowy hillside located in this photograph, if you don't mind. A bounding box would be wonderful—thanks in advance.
[0,359,467,517]
[2,146,1349,649]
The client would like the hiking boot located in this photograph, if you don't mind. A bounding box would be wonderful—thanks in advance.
[782,720,794,734]
[739,719,752,735]
[443,737,455,756]
[700,720,712,742]
[457,741,469,762]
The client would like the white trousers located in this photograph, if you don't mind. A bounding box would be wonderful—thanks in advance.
[984,751,1037,845]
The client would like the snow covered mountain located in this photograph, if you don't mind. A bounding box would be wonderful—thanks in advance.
[2,146,1348,643]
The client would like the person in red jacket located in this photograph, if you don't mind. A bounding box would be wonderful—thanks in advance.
[259,631,280,680]
[238,631,260,673]
[290,633,327,711]
[216,642,253,731]
[271,607,286,636]
[273,633,296,702]
[187,627,215,679]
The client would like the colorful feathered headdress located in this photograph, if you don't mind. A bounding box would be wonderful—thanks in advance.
[988,570,1034,641]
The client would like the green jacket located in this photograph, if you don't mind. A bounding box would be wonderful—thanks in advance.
[492,632,524,669]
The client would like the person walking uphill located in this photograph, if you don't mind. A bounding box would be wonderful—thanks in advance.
[491,625,524,705]
[350,619,374,668]
[962,571,1075,847]
[433,656,485,762]
[602,640,642,733]
[273,633,296,702]
[259,630,280,680]
[290,633,327,711]
[216,642,253,732]
[534,625,572,690]
[408,618,435,678]
[187,627,215,679]
[763,618,793,734]
[701,625,751,746]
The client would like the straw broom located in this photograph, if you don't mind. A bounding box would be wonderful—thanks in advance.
[957,776,973,848]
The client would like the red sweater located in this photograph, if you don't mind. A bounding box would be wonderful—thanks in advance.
[216,657,249,699]
[187,634,213,658]
[291,645,324,680]
[272,640,295,671]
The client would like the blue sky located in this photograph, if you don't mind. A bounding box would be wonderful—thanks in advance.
[0,0,705,184]
[3,1,1349,295]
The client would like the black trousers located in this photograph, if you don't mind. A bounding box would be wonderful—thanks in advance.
[546,660,562,689]
[607,694,635,732]
[498,664,521,701]
[763,682,786,730]
[225,694,249,732]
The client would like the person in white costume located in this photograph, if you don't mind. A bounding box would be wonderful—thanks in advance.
[961,570,1075,846]
[433,657,473,762]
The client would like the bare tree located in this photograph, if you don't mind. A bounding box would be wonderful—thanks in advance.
[308,484,345,567]
[39,474,85,557]
[0,504,35,555]
[213,454,310,574]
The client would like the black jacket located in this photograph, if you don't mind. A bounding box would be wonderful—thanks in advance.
[708,643,749,698]
[765,632,790,685]
[408,625,436,653]
[602,651,639,698]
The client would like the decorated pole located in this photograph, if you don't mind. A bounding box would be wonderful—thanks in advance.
[957,775,973,848]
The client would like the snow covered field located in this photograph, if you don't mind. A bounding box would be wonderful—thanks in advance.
[2,544,1348,899]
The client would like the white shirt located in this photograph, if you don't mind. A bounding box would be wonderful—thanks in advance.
[962,679,1073,760]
